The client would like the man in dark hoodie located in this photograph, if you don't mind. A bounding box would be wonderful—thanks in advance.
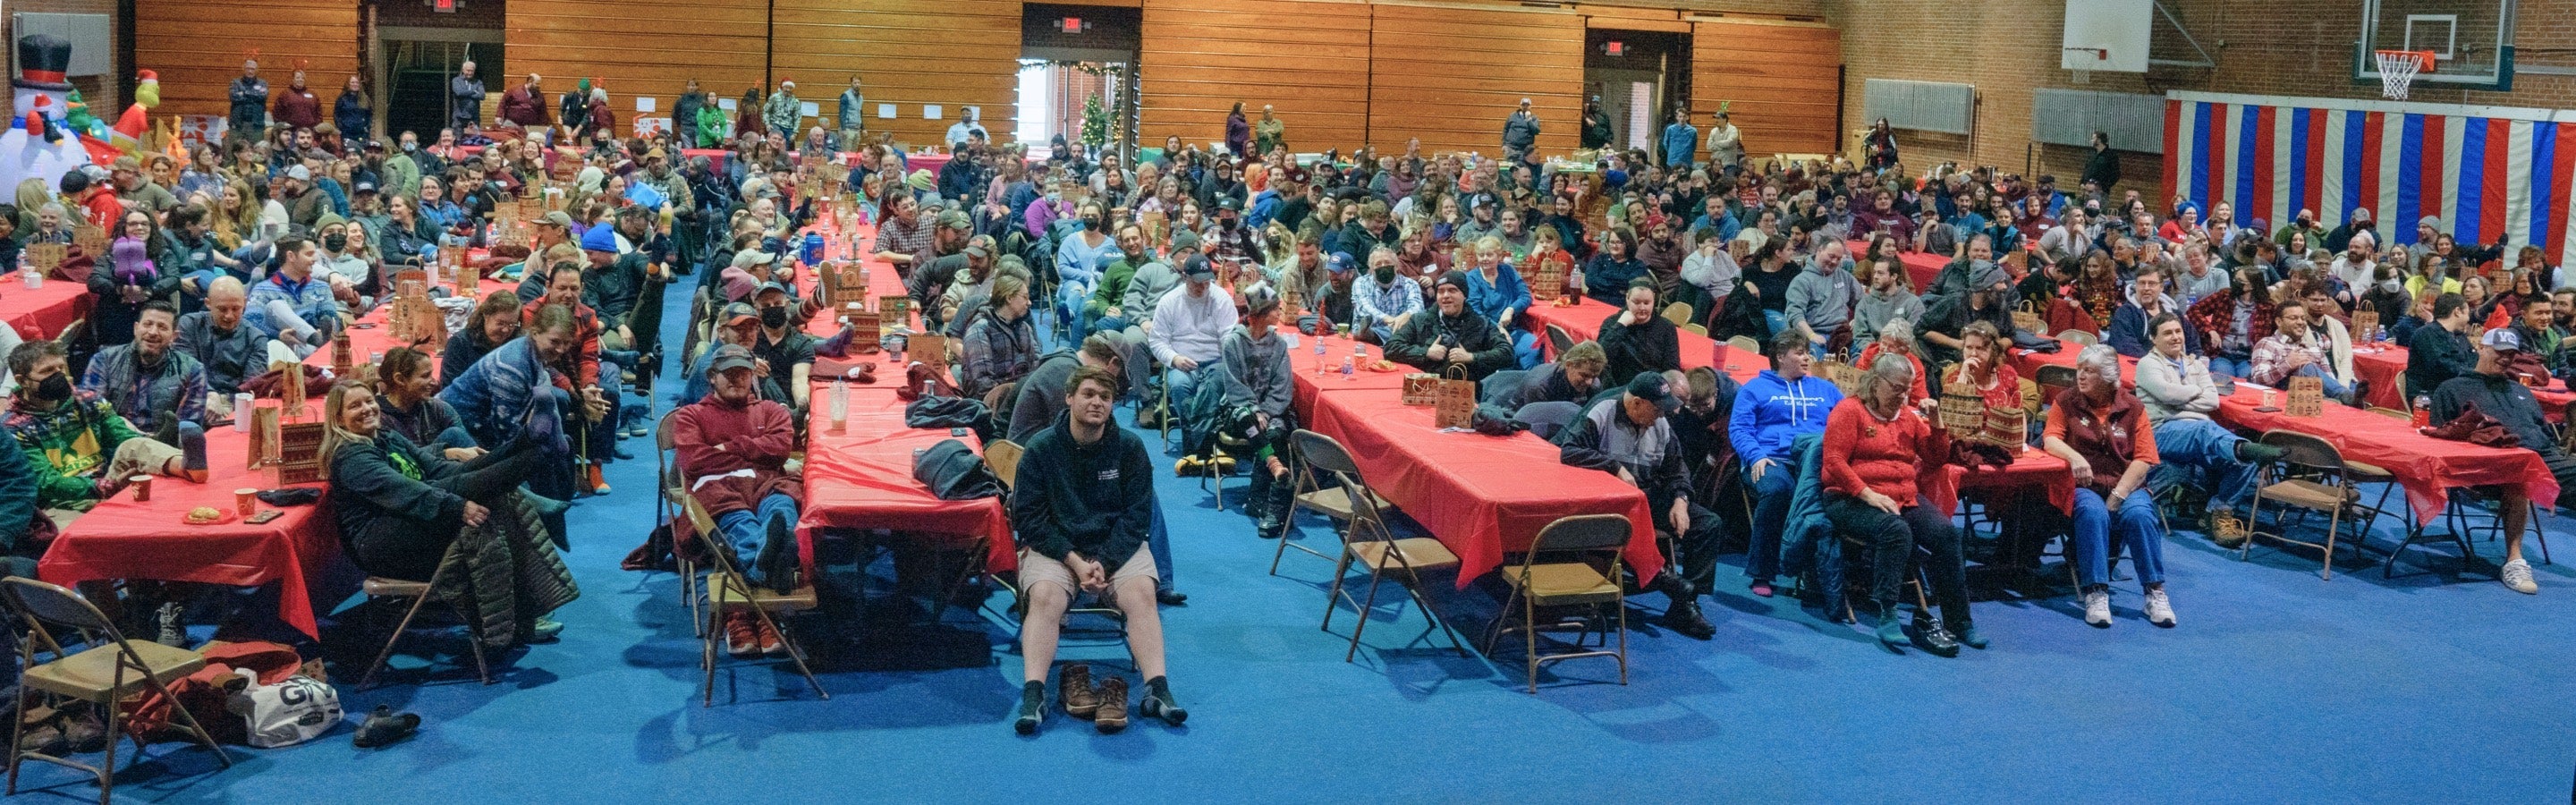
[1554,371,1719,640]
[1010,367,1188,735]
[1385,272,1514,383]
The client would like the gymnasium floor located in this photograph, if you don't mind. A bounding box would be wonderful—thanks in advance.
[28,275,2576,804]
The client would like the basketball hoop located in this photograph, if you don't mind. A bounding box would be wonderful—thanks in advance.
[2374,49,2436,100]
[2063,47,2108,84]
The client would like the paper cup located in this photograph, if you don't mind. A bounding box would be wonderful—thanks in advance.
[2260,389,2276,407]
[131,476,153,502]
[236,488,259,517]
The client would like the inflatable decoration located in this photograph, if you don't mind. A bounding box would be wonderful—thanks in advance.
[0,35,98,193]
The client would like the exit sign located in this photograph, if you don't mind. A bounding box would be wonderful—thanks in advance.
[1062,17,1083,33]
[1604,41,1624,55]
[434,0,455,11]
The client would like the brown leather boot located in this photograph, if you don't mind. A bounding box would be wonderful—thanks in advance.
[1090,675,1129,733]
[1057,663,1097,717]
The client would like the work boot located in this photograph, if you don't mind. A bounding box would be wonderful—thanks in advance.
[1091,675,1130,733]
[1655,575,1713,640]
[1259,479,1295,538]
[2235,440,2289,465]
[1912,610,1962,657]
[1057,663,1098,717]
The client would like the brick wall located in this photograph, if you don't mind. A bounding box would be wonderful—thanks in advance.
[1828,0,2576,209]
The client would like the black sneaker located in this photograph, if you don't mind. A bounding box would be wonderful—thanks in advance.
[758,512,799,594]
[1156,589,1189,606]
[156,601,186,647]
[1911,618,1962,657]
[1661,597,1716,640]
[352,705,420,749]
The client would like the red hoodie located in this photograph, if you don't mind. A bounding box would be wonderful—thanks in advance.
[670,392,801,538]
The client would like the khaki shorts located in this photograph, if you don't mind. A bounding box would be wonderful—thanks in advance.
[1019,546,1157,600]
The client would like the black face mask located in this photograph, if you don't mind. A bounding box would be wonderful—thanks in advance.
[30,373,71,403]
[760,306,789,328]
[322,234,348,252]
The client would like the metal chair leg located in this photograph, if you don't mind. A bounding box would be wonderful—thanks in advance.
[359,588,440,691]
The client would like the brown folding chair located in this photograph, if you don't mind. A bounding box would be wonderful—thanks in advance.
[354,538,492,690]
[1481,514,1632,693]
[1545,323,1577,356]
[1660,302,1694,326]
[655,411,704,636]
[4,578,233,801]
[2243,429,2379,580]
[682,496,827,707]
[1294,430,1465,662]
[1270,428,1393,573]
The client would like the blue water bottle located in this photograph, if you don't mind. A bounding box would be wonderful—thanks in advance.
[801,232,826,267]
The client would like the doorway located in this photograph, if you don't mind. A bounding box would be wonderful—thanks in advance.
[1021,3,1140,160]
[377,38,501,141]
[1583,30,1690,153]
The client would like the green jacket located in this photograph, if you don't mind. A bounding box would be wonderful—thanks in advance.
[383,153,422,199]
[3,390,144,510]
[1086,258,1139,318]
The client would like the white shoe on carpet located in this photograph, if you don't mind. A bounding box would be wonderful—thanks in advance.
[2082,589,2112,628]
[2502,559,2539,595]
[2144,588,2176,627]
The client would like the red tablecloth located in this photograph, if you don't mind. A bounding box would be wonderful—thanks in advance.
[796,383,1015,574]
[1520,296,1728,369]
[38,411,340,638]
[1287,340,1663,587]
[0,275,89,340]
[1844,240,1949,292]
[2216,385,2558,526]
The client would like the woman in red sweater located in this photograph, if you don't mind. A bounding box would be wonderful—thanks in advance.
[1820,353,1979,656]
[1941,320,2024,412]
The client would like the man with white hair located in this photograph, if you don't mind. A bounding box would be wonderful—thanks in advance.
[227,60,268,144]
[450,61,486,133]
[2043,343,2179,628]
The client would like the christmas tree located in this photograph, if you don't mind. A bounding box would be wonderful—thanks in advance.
[1080,94,1109,157]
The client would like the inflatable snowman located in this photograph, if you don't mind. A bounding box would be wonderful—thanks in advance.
[0,35,97,196]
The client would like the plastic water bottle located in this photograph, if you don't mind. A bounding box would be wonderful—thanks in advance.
[1341,354,1355,381]
[829,377,849,429]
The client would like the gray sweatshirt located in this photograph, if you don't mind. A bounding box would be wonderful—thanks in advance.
[2132,350,2223,424]
[1852,287,1925,346]
[1218,325,1293,419]
[1785,264,1860,337]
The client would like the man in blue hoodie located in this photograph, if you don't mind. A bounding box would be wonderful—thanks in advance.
[1660,106,1699,169]
[1728,330,1844,597]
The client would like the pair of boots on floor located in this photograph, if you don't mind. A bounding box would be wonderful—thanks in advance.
[1014,663,1185,735]
[1871,601,1985,657]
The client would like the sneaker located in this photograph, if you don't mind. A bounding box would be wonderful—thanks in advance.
[1748,580,1775,597]
[1090,675,1130,733]
[2502,559,2540,595]
[156,601,187,647]
[2234,440,2290,465]
[2144,588,2177,627]
[753,617,785,657]
[1013,682,1046,735]
[530,615,565,642]
[1057,663,1098,717]
[724,612,760,657]
[2082,589,2113,628]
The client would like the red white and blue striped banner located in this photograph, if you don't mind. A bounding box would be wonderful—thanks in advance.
[2162,91,2576,267]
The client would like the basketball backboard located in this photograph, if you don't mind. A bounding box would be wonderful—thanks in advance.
[2356,0,2514,91]
[2063,0,2152,73]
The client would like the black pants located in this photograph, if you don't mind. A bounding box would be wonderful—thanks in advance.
[351,443,545,581]
[1821,493,1969,615]
[1657,499,1725,596]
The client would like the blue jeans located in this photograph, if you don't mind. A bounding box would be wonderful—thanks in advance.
[2207,355,2252,379]
[2071,487,2166,588]
[2148,418,2258,513]
[1745,461,1796,583]
[1508,329,1541,369]
[1148,504,1175,591]
[2289,363,2355,402]
[714,492,801,587]
[1164,362,1217,419]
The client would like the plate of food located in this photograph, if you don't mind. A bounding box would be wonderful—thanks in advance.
[182,506,236,527]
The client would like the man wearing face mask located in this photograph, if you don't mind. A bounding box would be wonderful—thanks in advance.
[4,342,190,525]
[1350,247,1423,345]
[383,132,425,199]
[750,283,818,412]
[313,214,372,301]
[80,301,208,438]
[1207,197,1254,265]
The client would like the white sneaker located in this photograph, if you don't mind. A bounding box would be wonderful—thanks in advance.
[2144,588,2176,627]
[2501,559,2539,595]
[2082,589,2112,627]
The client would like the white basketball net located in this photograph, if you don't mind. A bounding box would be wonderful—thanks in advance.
[2376,52,2428,100]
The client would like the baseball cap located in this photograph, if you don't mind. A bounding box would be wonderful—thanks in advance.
[2483,327,2523,352]
[755,281,791,299]
[284,165,311,182]
[111,156,140,174]
[1327,251,1358,273]
[936,209,972,231]
[963,242,992,259]
[645,147,667,160]
[1627,371,1681,414]
[710,343,759,373]
[363,140,386,152]
[1182,255,1215,279]
[1433,271,1470,294]
[538,210,574,229]
[1169,230,1202,253]
[732,250,776,269]
[1216,196,1241,212]
[352,181,377,195]
[722,302,759,326]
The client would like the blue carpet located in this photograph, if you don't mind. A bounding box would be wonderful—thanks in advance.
[33,273,2576,804]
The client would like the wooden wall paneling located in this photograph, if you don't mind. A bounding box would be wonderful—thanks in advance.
[1690,18,1839,157]
[770,0,1025,148]
[1366,2,1583,157]
[505,0,768,135]
[1139,0,1372,157]
[136,0,360,119]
